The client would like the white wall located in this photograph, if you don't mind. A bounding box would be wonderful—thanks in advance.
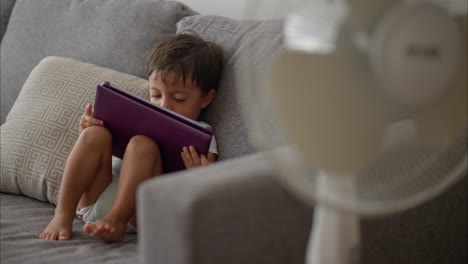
[178,0,250,19]
[177,0,309,21]
[179,0,468,20]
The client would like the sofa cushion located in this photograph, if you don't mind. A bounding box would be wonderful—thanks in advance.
[0,56,148,204]
[176,15,283,160]
[0,0,196,123]
[1,193,138,263]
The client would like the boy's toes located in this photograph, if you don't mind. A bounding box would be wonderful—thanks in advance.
[58,231,70,241]
[51,233,59,240]
[91,224,106,237]
[104,224,114,233]
[43,232,51,240]
[83,223,95,235]
[91,225,103,236]
[43,232,58,240]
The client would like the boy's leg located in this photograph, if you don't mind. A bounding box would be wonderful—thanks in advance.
[84,135,162,242]
[39,126,113,240]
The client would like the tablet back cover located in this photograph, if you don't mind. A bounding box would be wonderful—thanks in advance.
[93,82,213,173]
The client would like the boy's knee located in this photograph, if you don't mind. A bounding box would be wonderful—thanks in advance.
[79,126,112,146]
[127,135,160,157]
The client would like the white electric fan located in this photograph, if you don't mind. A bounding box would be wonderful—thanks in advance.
[239,0,467,263]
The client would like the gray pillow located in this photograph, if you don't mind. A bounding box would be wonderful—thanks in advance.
[1,0,196,123]
[176,15,283,160]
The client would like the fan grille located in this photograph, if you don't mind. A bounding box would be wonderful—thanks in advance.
[239,0,467,216]
[354,125,467,214]
[262,125,467,216]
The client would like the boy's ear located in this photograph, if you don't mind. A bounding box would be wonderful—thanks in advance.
[201,89,216,109]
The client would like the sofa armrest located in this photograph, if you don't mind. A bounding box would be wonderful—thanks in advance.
[138,151,313,264]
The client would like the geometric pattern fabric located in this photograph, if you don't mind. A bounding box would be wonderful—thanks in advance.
[1,56,148,204]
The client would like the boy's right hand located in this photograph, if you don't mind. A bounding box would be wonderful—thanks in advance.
[79,103,104,134]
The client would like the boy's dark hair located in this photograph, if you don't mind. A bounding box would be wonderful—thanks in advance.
[147,33,224,93]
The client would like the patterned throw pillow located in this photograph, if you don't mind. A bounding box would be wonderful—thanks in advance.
[0,56,148,204]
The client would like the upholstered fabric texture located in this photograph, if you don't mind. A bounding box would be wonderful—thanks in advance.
[176,15,284,161]
[139,150,312,264]
[0,56,148,204]
[1,193,138,263]
[0,0,196,123]
[0,0,16,41]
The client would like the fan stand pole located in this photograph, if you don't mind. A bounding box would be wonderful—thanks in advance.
[306,172,360,264]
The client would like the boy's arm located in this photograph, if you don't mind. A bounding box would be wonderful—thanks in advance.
[181,146,217,169]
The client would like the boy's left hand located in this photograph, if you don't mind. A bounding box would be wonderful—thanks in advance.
[181,146,216,169]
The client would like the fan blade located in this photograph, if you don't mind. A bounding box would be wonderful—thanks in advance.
[268,48,391,174]
[413,17,467,147]
[347,0,402,34]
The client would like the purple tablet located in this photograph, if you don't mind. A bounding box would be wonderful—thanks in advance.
[93,81,213,174]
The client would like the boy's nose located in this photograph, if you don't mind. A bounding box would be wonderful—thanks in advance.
[160,100,172,111]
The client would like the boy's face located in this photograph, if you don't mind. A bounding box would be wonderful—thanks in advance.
[149,71,215,121]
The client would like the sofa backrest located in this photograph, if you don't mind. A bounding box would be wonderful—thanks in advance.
[1,0,285,161]
[0,0,16,42]
[0,0,196,124]
[176,15,284,160]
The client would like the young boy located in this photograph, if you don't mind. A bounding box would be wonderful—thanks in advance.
[39,34,223,243]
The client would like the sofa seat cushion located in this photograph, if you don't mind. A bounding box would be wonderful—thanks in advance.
[0,193,137,263]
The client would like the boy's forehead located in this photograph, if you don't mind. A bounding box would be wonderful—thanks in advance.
[150,70,200,90]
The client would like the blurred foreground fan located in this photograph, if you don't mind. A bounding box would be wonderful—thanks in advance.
[240,0,467,263]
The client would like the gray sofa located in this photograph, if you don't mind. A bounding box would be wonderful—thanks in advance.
[1,1,466,264]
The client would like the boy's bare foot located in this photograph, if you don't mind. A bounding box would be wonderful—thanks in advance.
[39,213,73,241]
[83,217,126,243]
